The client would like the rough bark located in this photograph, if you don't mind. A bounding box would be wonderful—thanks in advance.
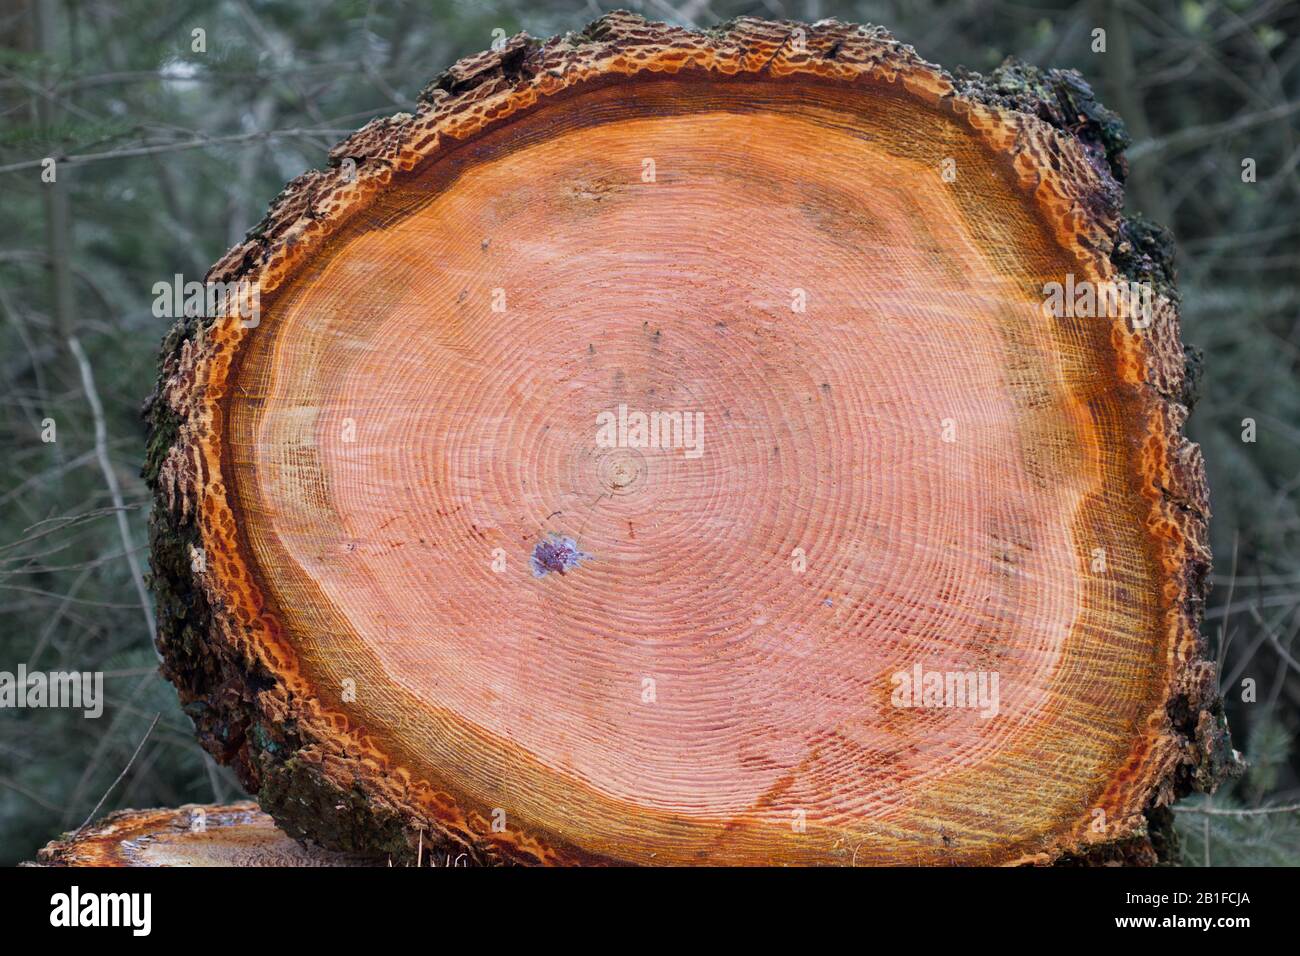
[144,11,1237,866]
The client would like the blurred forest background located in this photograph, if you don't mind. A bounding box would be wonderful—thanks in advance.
[1,0,1297,866]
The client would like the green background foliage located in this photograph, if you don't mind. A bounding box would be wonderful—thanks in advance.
[1,0,1297,865]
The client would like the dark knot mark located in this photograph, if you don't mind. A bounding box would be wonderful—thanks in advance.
[530,534,591,578]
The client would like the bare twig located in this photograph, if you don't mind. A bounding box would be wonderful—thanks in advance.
[72,712,161,836]
[0,126,364,175]
[66,335,157,648]
[1128,100,1300,162]
[1174,802,1300,816]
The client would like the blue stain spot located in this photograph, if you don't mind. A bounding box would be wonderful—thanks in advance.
[823,599,834,607]
[530,534,591,578]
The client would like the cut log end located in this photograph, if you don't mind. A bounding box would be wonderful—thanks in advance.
[33,804,374,867]
[146,12,1235,866]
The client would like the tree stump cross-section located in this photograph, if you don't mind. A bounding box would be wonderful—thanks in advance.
[146,12,1236,866]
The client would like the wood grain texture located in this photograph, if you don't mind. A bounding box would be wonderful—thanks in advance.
[34,803,373,867]
[145,12,1236,866]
